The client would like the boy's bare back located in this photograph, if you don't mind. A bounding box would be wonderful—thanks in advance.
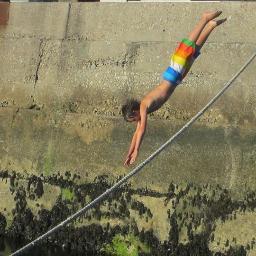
[141,80,176,114]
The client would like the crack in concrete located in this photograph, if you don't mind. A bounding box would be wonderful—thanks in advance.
[11,107,20,127]
[64,3,71,40]
[34,39,46,89]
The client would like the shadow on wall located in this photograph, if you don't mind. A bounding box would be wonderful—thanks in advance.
[0,2,10,26]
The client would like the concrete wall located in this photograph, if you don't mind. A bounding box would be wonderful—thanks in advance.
[0,3,256,192]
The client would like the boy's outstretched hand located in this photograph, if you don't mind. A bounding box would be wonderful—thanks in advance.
[124,150,138,167]
[124,103,147,167]
[124,154,132,166]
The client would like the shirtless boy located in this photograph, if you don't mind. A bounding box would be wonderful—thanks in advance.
[121,10,227,166]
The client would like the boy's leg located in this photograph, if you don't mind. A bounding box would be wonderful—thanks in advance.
[181,18,227,79]
[162,11,224,85]
[188,10,222,43]
[195,18,227,50]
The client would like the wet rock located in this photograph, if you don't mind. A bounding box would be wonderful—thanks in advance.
[0,213,7,235]
[35,178,44,198]
[10,173,16,187]
[1,169,256,255]
[27,175,44,198]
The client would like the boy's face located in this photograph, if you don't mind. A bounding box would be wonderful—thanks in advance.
[127,110,140,122]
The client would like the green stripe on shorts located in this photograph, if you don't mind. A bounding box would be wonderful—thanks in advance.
[181,38,196,48]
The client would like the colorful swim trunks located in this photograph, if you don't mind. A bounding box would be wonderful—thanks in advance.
[162,38,200,86]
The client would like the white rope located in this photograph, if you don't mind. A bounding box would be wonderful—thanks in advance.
[10,51,256,256]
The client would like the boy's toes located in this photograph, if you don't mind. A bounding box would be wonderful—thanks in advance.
[203,10,222,22]
[216,18,227,26]
[208,18,227,28]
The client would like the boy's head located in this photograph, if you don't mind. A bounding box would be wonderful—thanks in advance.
[121,99,141,122]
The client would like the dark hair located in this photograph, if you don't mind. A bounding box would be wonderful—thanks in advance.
[121,99,140,121]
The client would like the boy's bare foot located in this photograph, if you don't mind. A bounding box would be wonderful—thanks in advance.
[215,18,227,26]
[208,18,227,28]
[202,10,222,22]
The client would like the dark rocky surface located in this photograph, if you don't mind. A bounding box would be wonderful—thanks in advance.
[1,170,256,255]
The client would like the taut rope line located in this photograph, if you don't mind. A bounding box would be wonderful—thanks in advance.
[11,51,256,256]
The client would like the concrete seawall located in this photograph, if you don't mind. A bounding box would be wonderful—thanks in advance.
[1,4,256,255]
[0,3,255,192]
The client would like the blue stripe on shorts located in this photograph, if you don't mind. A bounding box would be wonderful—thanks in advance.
[162,66,182,86]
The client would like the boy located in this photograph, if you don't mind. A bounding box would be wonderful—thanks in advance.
[122,11,227,166]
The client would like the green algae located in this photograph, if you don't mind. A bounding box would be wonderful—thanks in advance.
[61,187,75,201]
[102,234,150,256]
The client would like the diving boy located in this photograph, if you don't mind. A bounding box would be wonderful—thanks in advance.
[122,11,227,166]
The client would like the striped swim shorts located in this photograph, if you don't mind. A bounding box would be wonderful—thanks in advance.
[162,38,201,86]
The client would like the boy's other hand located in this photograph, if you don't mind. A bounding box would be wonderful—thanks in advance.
[124,150,138,167]
[129,150,138,165]
[124,154,132,166]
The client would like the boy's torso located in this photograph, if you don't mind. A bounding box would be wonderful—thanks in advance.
[144,80,176,114]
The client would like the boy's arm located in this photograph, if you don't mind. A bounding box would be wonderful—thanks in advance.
[128,122,140,155]
[124,122,140,166]
[128,102,148,165]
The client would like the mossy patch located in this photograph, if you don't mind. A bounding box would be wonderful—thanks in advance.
[61,188,75,202]
[102,234,150,256]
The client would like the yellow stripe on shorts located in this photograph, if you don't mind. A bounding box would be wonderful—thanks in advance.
[171,54,187,66]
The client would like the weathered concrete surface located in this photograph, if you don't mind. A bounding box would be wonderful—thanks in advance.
[0,3,256,193]
[1,4,70,39]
